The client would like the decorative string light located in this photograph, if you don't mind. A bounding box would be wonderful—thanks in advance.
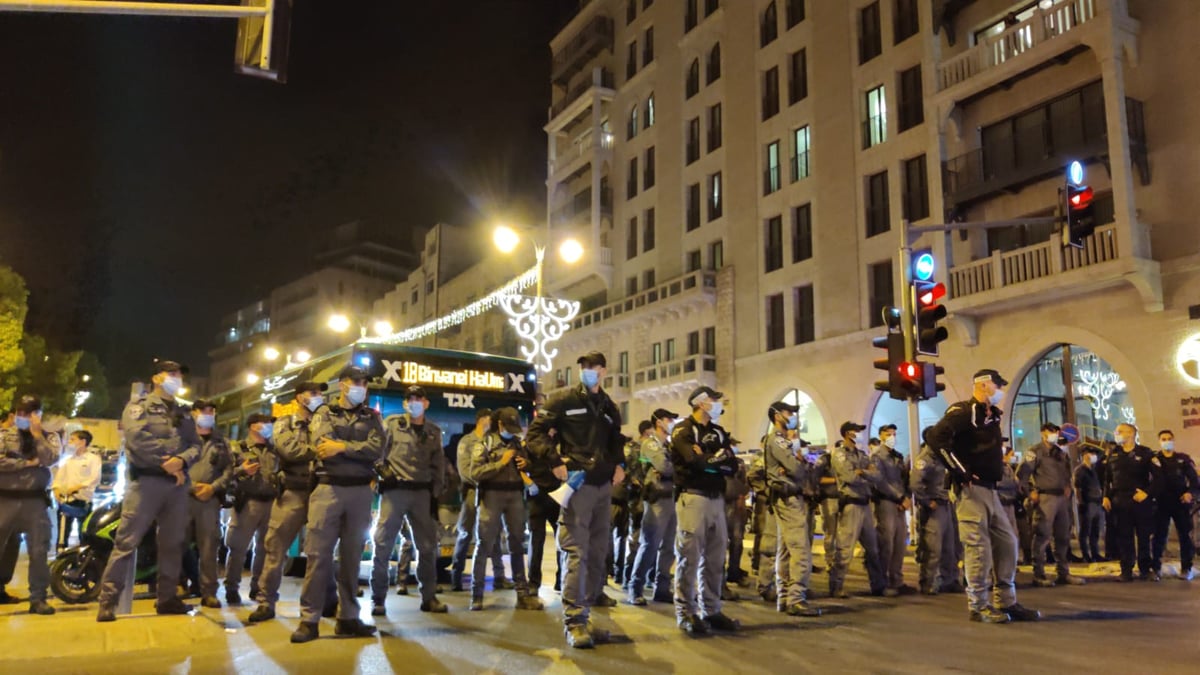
[500,295,581,373]
[376,266,539,346]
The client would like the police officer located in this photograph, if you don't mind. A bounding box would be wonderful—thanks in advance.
[451,410,507,593]
[0,395,61,615]
[185,399,234,609]
[524,412,564,595]
[814,445,839,578]
[462,407,542,612]
[871,424,910,597]
[996,441,1022,534]
[224,413,279,606]
[829,422,885,598]
[248,381,336,623]
[669,386,741,635]
[763,401,820,617]
[370,385,449,616]
[723,446,750,598]
[608,436,634,590]
[526,351,625,649]
[291,366,383,643]
[1102,422,1159,582]
[927,369,1039,624]
[1152,429,1196,580]
[747,452,776,602]
[1028,423,1083,587]
[97,361,199,622]
[627,411,678,605]
[1073,447,1104,564]
[911,429,958,595]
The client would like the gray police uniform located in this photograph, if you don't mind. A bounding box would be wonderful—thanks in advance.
[628,433,677,601]
[830,444,885,595]
[764,429,816,609]
[298,402,384,624]
[747,455,777,596]
[186,431,234,599]
[871,444,910,592]
[815,452,840,573]
[464,432,533,600]
[910,445,958,592]
[224,440,278,600]
[453,436,505,586]
[1029,440,1074,581]
[996,461,1021,533]
[256,413,334,611]
[99,393,200,610]
[0,425,61,604]
[371,414,445,606]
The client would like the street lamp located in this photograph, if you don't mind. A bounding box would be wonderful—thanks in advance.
[294,350,311,364]
[245,373,260,385]
[81,374,91,383]
[327,314,352,333]
[373,320,394,338]
[493,225,520,254]
[559,238,584,265]
[263,346,281,361]
[491,224,584,298]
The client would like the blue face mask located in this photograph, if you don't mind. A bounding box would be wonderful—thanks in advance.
[407,401,426,418]
[258,423,274,440]
[14,416,30,431]
[786,414,799,430]
[196,414,215,430]
[500,430,514,440]
[346,385,367,406]
[708,401,724,421]
[580,368,600,389]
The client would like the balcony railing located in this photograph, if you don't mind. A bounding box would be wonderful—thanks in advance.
[948,223,1118,299]
[552,16,615,85]
[633,355,717,387]
[937,0,1097,92]
[550,186,612,228]
[550,125,614,176]
[550,67,615,120]
[571,270,716,331]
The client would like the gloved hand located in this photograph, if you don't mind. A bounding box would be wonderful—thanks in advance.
[526,483,540,497]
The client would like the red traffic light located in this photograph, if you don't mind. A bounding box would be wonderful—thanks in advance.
[1068,185,1094,209]
[899,362,920,379]
[917,282,946,307]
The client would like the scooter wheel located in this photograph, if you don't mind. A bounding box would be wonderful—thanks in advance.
[50,550,102,604]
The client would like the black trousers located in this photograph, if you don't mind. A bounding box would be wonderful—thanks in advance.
[526,490,561,589]
[1153,502,1195,572]
[57,500,91,551]
[1111,498,1154,575]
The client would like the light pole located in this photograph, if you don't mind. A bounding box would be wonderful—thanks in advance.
[492,223,584,298]
[327,313,395,340]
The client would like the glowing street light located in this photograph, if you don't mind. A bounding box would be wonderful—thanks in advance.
[294,350,312,364]
[245,372,260,385]
[327,314,351,333]
[493,225,520,254]
[373,320,394,337]
[263,346,281,361]
[81,374,91,383]
[559,238,584,265]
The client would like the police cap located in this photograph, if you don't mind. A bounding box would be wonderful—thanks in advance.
[840,421,866,437]
[577,351,607,368]
[294,381,328,395]
[493,407,523,434]
[152,359,189,376]
[687,386,724,408]
[14,394,42,414]
[339,365,369,381]
[404,385,428,400]
[246,412,276,427]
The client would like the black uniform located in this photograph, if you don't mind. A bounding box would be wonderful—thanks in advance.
[1073,460,1104,563]
[1152,451,1198,573]
[1102,444,1159,577]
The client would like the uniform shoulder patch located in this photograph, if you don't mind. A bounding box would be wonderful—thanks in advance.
[916,459,926,470]
[126,404,146,419]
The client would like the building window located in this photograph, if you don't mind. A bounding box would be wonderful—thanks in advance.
[707,43,721,83]
[643,26,655,66]
[627,156,638,198]
[643,208,656,252]
[626,276,638,296]
[705,0,719,16]
[427,279,435,294]
[627,40,638,80]
[902,154,929,221]
[894,0,919,44]
[627,217,638,260]
[687,249,702,272]
[703,326,717,355]
[627,105,639,140]
[707,103,722,152]
[688,330,700,355]
[686,59,700,98]
[793,285,815,344]
[859,1,882,64]
[619,351,629,374]
[644,269,656,289]
[627,0,636,25]
[685,0,698,31]
[707,172,723,220]
[665,337,676,362]
[645,93,655,128]
[791,125,810,182]
[863,85,887,148]
[764,141,781,195]
[868,259,894,328]
[687,183,701,230]
[766,293,785,351]
[765,215,784,272]
[709,240,724,269]
[411,289,419,304]
[786,0,805,28]
[791,203,812,263]
[762,67,780,120]
[897,64,923,132]
[761,1,778,47]
[644,146,656,189]
[652,342,663,365]
[686,117,700,164]
[865,170,890,237]
[788,49,807,105]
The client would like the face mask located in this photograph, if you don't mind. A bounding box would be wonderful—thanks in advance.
[161,376,183,396]
[1087,454,1098,465]
[786,414,799,430]
[1162,441,1175,452]
[196,414,215,430]
[1113,432,1126,444]
[14,417,30,431]
[258,423,274,439]
[305,395,324,412]
[667,418,680,433]
[408,401,426,418]
[68,442,84,453]
[884,436,897,449]
[1045,433,1059,445]
[500,430,514,440]
[989,389,1005,406]
[580,368,600,389]
[346,385,367,406]
[708,401,724,421]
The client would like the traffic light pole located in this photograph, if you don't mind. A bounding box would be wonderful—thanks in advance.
[898,220,922,478]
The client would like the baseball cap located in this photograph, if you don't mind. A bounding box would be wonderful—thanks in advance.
[404,385,428,399]
[651,407,679,421]
[14,395,42,414]
[493,407,523,434]
[687,386,724,407]
[1040,422,1061,433]
[246,412,276,427]
[577,351,607,368]
[769,400,799,416]
[294,381,328,394]
[972,369,1008,387]
[339,365,369,381]
[878,423,898,434]
[840,421,867,437]
[152,359,189,376]
[192,399,217,412]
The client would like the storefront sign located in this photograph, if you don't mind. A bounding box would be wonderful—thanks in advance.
[1182,395,1200,430]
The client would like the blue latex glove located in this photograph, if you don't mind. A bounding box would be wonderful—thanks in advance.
[526,483,540,497]
[566,470,586,490]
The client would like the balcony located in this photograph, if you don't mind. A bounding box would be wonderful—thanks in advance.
[550,125,614,181]
[633,355,718,402]
[551,16,614,86]
[550,186,612,228]
[549,67,615,124]
[569,270,716,333]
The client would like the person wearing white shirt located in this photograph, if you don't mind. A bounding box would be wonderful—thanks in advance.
[52,430,101,552]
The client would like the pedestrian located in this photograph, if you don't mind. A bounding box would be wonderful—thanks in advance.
[248,381,336,624]
[871,424,911,597]
[370,385,449,616]
[182,401,234,608]
[451,412,508,593]
[1028,423,1085,587]
[911,429,960,595]
[526,351,626,649]
[290,365,383,643]
[1103,422,1159,582]
[1151,430,1196,580]
[627,411,678,605]
[224,413,279,606]
[52,430,101,552]
[763,400,820,616]
[96,361,198,622]
[0,394,62,615]
[829,421,886,598]
[1073,447,1104,564]
[668,385,741,635]
[927,369,1040,624]
[461,407,542,612]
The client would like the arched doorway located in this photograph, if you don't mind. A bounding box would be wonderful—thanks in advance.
[868,394,949,458]
[1011,344,1138,454]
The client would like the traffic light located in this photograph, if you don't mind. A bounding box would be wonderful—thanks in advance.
[896,360,925,400]
[913,280,949,356]
[874,332,906,400]
[922,363,946,400]
[1063,161,1096,248]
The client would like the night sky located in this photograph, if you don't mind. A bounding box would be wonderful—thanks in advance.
[0,0,576,404]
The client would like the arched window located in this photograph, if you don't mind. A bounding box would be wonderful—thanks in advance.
[627,104,639,140]
[761,1,778,47]
[707,43,721,84]
[645,93,655,128]
[686,59,700,98]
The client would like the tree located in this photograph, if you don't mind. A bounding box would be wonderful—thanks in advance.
[75,351,111,418]
[0,265,29,412]
[15,334,87,415]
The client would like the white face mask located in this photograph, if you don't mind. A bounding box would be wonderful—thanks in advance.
[1113,432,1127,445]
[883,436,897,450]
[1162,441,1175,452]
[195,414,215,430]
[161,376,183,396]
[1045,433,1059,445]
[1087,454,1098,465]
[305,395,325,412]
[708,401,724,421]
[989,389,1005,406]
